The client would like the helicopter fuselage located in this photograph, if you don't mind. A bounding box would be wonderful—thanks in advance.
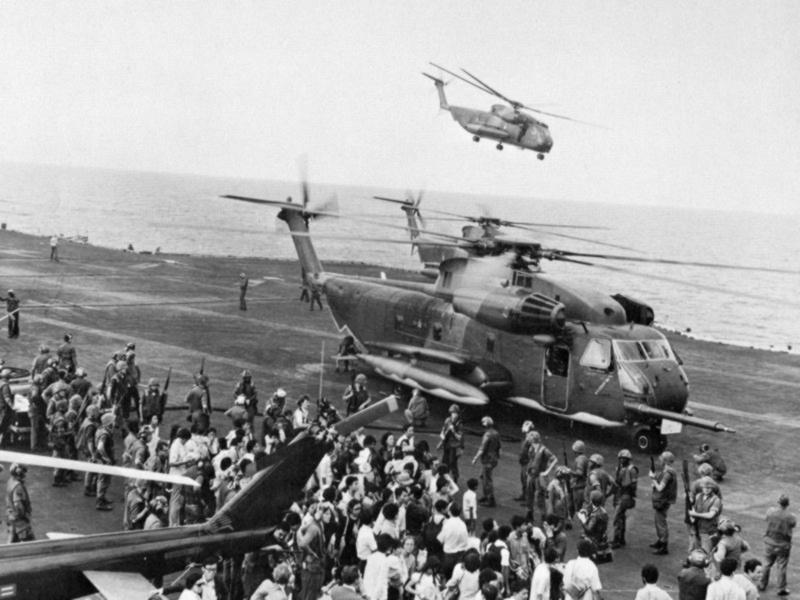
[322,273,690,448]
[449,105,554,153]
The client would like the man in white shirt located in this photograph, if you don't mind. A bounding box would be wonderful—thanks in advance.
[438,504,470,578]
[563,539,602,600]
[633,564,672,600]
[168,427,196,527]
[356,506,378,571]
[733,559,762,600]
[707,558,746,600]
[531,547,559,600]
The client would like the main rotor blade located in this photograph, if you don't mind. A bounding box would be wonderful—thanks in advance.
[523,228,638,252]
[0,450,200,488]
[429,62,500,99]
[281,231,462,247]
[561,260,800,309]
[550,250,800,275]
[459,67,518,107]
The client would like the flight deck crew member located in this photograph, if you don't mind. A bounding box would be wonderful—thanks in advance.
[95,412,116,510]
[49,234,59,261]
[239,272,249,311]
[649,450,677,555]
[472,416,501,507]
[0,290,20,338]
[78,405,100,496]
[515,421,535,503]
[309,283,323,311]
[6,463,34,542]
[57,332,77,375]
[31,344,51,378]
[611,449,638,549]
[440,404,464,483]
[526,431,557,523]
[759,494,796,596]
[585,454,616,510]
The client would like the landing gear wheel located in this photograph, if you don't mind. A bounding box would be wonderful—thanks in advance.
[537,153,545,160]
[473,135,480,143]
[634,428,667,454]
[496,143,504,151]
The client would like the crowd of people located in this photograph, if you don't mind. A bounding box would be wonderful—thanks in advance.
[0,334,795,600]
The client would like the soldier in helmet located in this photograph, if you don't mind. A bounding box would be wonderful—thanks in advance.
[649,450,678,555]
[546,466,573,526]
[56,332,78,376]
[578,489,611,562]
[440,404,465,482]
[30,344,51,379]
[678,549,711,600]
[688,476,722,555]
[141,377,167,424]
[49,398,70,486]
[186,373,211,426]
[611,449,639,549]
[342,373,371,416]
[95,412,117,510]
[28,373,47,450]
[70,367,92,410]
[472,416,501,507]
[693,443,727,482]
[77,405,101,496]
[566,440,589,524]
[239,272,249,311]
[584,453,616,510]
[234,370,258,424]
[0,369,14,447]
[6,463,34,542]
[101,351,120,393]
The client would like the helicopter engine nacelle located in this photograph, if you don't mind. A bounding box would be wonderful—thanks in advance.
[491,104,522,123]
[611,294,655,326]
[453,288,566,334]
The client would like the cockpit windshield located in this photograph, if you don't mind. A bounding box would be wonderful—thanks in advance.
[613,339,675,362]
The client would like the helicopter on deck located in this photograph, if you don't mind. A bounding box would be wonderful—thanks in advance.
[224,187,751,453]
[424,63,600,159]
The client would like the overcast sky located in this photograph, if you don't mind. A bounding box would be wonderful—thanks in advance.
[0,1,798,214]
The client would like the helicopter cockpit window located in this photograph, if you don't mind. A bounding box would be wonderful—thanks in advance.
[579,338,612,370]
[613,340,675,362]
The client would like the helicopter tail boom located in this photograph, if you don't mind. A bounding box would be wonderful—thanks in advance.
[276,207,324,279]
[422,72,449,110]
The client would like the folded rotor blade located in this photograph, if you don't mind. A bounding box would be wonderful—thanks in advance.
[0,450,200,488]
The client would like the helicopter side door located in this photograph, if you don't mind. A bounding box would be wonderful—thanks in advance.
[541,344,570,411]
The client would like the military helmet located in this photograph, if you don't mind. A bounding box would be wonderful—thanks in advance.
[148,377,159,387]
[589,490,604,505]
[75,367,86,377]
[589,453,604,466]
[9,463,27,478]
[197,374,209,385]
[354,374,367,384]
[100,413,116,428]
[0,368,10,380]
[275,387,287,399]
[448,404,460,414]
[697,463,714,476]
[241,369,251,379]
[63,333,72,342]
[39,344,49,353]
[571,440,585,453]
[617,449,632,460]
[660,451,675,464]
[86,405,100,419]
[481,416,494,427]
[688,549,709,567]
[115,360,127,371]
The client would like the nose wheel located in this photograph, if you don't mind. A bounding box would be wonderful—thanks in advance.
[537,153,545,160]
[473,135,480,142]
[634,428,667,454]
[496,143,504,151]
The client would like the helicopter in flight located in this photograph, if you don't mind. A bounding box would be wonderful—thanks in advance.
[424,62,599,159]
[225,188,746,454]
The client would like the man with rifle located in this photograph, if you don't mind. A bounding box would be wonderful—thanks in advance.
[649,451,677,555]
[141,368,170,424]
[689,476,722,554]
[683,459,703,552]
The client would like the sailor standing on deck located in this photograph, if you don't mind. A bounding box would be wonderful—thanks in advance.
[6,463,34,543]
[239,272,249,311]
[0,290,20,338]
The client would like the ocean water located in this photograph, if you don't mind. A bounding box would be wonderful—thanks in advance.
[1,162,798,353]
